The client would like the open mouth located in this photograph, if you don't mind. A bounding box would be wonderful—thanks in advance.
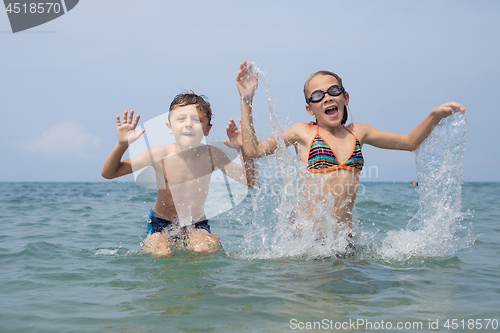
[325,105,339,118]
[182,132,195,136]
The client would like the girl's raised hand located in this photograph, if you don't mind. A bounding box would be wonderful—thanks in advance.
[236,60,258,101]
[116,109,145,146]
[431,102,466,120]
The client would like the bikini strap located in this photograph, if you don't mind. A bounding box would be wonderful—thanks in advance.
[307,121,320,135]
[342,126,358,142]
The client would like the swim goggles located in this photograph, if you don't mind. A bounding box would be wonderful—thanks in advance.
[307,85,344,104]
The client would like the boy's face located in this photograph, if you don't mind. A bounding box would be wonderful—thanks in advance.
[166,105,212,147]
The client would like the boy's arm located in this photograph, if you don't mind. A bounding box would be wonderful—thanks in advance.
[211,146,255,187]
[101,110,149,179]
[222,118,255,187]
[358,102,465,151]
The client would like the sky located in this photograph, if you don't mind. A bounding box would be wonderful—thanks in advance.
[1,0,499,182]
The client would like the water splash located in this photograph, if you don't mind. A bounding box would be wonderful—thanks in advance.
[95,249,119,256]
[237,65,355,259]
[236,65,473,261]
[372,111,475,261]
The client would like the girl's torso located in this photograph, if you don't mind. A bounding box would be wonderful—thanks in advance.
[292,122,364,172]
[291,122,364,226]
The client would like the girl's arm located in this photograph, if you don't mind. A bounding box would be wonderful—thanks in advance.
[358,102,465,151]
[237,60,300,158]
[210,146,255,187]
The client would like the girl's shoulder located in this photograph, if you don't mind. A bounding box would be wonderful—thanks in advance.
[282,121,317,145]
[289,121,316,132]
[345,121,363,129]
[345,122,371,134]
[287,121,317,134]
[345,122,379,144]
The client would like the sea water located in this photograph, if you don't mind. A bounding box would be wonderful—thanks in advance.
[2,180,500,332]
[1,181,499,332]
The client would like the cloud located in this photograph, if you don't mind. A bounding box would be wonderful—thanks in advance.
[25,121,101,159]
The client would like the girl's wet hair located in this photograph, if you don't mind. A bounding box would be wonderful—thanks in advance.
[169,91,213,125]
[304,71,348,125]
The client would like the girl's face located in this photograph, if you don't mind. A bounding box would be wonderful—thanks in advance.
[167,105,212,148]
[305,74,349,127]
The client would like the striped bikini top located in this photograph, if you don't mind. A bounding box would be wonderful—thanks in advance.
[307,122,364,173]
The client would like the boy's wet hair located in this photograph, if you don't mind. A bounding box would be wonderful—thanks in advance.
[169,91,213,125]
[304,70,348,125]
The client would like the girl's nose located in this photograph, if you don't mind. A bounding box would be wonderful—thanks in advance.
[323,94,334,103]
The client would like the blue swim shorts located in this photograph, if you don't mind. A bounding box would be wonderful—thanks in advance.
[147,209,211,235]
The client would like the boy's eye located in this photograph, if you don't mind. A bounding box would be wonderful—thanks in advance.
[192,118,201,123]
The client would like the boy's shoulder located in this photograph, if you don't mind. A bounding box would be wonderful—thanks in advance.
[148,143,177,161]
[204,144,235,168]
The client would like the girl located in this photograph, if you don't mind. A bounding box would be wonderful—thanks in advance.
[236,60,465,239]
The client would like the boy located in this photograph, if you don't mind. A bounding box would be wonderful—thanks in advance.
[102,92,254,256]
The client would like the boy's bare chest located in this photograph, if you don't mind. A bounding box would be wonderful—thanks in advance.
[156,154,213,185]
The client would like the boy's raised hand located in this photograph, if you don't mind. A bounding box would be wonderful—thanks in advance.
[223,118,242,149]
[236,60,258,101]
[116,110,145,146]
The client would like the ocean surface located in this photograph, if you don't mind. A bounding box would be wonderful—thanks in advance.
[1,180,499,333]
